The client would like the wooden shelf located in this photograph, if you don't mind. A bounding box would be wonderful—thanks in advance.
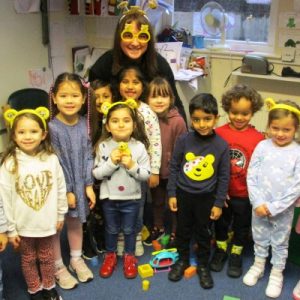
[232,70,300,83]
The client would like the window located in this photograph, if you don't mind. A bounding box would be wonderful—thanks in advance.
[173,0,278,53]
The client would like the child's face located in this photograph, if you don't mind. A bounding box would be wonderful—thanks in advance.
[106,107,134,142]
[53,81,85,118]
[228,97,253,131]
[191,109,219,136]
[148,95,171,116]
[94,86,112,113]
[268,115,297,147]
[13,117,47,156]
[119,69,143,101]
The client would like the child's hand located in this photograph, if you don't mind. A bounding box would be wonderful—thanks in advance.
[0,233,8,252]
[255,205,268,217]
[86,185,96,209]
[169,197,177,212]
[56,221,64,232]
[67,192,76,209]
[210,206,222,220]
[9,235,20,250]
[120,155,135,170]
[111,149,122,165]
[148,174,159,188]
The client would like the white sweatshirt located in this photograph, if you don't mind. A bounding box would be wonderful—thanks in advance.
[0,149,68,238]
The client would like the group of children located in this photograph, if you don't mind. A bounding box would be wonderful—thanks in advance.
[0,65,299,300]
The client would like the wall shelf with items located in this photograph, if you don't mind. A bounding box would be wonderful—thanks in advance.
[232,70,300,83]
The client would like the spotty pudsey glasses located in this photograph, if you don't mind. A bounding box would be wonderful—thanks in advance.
[121,24,150,43]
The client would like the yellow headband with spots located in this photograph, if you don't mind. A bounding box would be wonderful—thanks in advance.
[101,98,138,116]
[265,98,300,118]
[4,107,50,129]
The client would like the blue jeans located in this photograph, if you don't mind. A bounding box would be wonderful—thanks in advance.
[103,199,140,254]
[0,257,3,299]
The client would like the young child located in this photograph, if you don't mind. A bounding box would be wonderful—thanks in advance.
[167,93,230,289]
[93,99,150,279]
[0,107,67,300]
[146,76,187,245]
[49,73,96,289]
[211,84,264,278]
[243,98,300,298]
[117,65,161,255]
[81,79,113,260]
[0,197,8,300]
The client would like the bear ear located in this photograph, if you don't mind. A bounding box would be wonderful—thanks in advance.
[205,154,215,164]
[124,98,138,110]
[4,109,18,126]
[185,152,196,162]
[35,107,49,120]
[101,102,112,116]
[265,98,276,111]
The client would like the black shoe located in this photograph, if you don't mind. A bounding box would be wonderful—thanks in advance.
[43,288,63,300]
[30,291,44,300]
[168,260,189,282]
[143,227,164,246]
[227,254,242,278]
[197,266,214,289]
[210,248,228,272]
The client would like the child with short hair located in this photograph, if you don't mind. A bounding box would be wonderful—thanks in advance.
[211,84,264,278]
[49,72,97,289]
[93,99,150,279]
[0,107,67,300]
[167,93,230,289]
[146,76,187,245]
[243,98,300,298]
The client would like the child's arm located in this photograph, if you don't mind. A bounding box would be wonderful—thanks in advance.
[169,197,177,212]
[85,185,96,209]
[0,194,8,252]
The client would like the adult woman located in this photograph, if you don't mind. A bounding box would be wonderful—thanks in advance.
[89,9,187,122]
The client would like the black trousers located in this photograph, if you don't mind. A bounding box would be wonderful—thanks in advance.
[175,188,214,266]
[214,196,251,246]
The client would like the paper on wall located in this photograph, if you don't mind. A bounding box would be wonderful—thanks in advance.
[14,0,40,13]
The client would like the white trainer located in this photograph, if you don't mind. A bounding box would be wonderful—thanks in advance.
[135,232,144,257]
[243,264,264,286]
[265,272,283,298]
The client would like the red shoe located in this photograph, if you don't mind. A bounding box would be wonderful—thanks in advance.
[123,254,138,279]
[99,252,117,278]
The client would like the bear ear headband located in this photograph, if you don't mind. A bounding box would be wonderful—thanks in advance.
[101,98,138,116]
[265,98,300,118]
[4,107,50,129]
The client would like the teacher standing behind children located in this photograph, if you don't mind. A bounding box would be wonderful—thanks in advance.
[88,5,187,122]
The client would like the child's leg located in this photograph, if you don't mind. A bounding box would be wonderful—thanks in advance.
[266,207,294,298]
[19,237,42,294]
[36,236,55,289]
[99,200,119,278]
[0,257,3,300]
[67,216,93,283]
[227,197,252,278]
[121,200,140,279]
[243,213,269,287]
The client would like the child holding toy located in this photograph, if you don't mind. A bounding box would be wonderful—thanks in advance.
[211,84,264,278]
[243,98,300,298]
[167,93,230,289]
[93,99,150,279]
[146,77,187,246]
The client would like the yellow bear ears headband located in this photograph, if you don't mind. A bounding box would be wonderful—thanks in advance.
[265,98,300,119]
[4,107,50,129]
[101,98,138,116]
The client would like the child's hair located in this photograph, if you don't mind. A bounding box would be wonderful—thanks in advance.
[100,103,150,150]
[221,84,263,114]
[116,65,148,102]
[189,93,218,116]
[1,113,54,174]
[112,12,158,78]
[49,72,100,143]
[268,100,300,129]
[147,76,175,107]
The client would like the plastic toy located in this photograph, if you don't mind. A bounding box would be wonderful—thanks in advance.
[118,142,131,156]
[149,248,178,273]
[223,296,240,300]
[142,279,150,291]
[152,240,162,251]
[138,264,154,279]
[184,266,197,279]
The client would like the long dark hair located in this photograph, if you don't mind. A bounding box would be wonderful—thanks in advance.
[99,103,150,150]
[112,12,158,79]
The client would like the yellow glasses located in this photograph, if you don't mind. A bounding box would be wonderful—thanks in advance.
[121,24,150,43]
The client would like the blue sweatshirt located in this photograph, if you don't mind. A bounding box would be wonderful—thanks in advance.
[167,130,230,207]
